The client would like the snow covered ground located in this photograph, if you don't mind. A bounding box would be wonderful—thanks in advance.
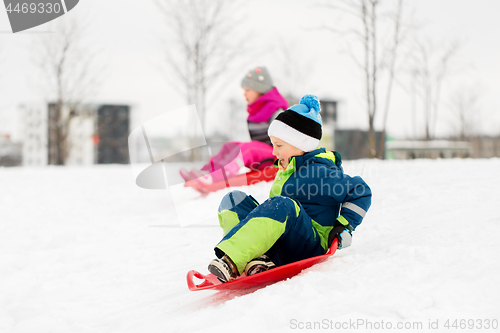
[1,159,500,333]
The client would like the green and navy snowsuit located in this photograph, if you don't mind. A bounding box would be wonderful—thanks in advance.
[215,148,372,275]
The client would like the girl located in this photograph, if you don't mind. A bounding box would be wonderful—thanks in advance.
[180,67,288,184]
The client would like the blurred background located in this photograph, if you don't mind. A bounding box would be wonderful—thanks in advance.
[1,0,499,167]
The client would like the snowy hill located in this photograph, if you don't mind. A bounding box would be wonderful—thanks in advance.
[1,159,500,333]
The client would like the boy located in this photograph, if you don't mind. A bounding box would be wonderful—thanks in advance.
[208,95,372,282]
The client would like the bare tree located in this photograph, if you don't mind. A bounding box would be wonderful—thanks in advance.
[448,86,480,141]
[32,19,100,165]
[377,0,404,156]
[156,0,246,133]
[323,0,407,158]
[410,38,461,140]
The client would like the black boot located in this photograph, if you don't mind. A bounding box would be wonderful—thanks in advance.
[244,255,276,276]
[208,254,239,283]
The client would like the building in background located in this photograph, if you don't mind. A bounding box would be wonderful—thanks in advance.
[22,103,130,166]
[335,129,384,160]
[0,134,22,167]
[468,136,500,158]
[95,105,130,164]
[314,99,387,160]
[385,140,473,159]
[319,100,337,152]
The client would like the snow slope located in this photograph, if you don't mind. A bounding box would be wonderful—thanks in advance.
[1,159,500,333]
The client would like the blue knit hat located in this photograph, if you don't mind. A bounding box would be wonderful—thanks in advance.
[268,94,322,152]
[288,94,322,125]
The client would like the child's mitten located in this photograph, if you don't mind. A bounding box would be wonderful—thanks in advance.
[328,219,353,249]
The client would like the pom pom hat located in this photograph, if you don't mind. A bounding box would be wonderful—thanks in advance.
[241,67,274,94]
[268,94,322,152]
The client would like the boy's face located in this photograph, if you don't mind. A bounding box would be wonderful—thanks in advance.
[243,88,261,104]
[270,136,304,169]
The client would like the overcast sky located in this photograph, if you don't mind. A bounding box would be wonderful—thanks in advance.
[1,0,499,142]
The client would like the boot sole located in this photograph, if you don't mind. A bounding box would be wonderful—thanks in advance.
[208,260,234,283]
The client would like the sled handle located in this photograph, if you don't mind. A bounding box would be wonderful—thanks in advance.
[187,270,205,290]
[327,238,338,255]
[187,270,221,291]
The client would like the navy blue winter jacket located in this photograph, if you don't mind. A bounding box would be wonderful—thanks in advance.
[269,148,372,232]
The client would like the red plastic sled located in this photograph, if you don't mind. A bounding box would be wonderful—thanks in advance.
[187,239,338,291]
[186,167,278,194]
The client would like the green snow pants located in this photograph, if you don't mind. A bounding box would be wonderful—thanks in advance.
[215,190,325,275]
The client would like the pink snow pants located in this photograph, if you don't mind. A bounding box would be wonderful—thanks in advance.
[201,141,275,180]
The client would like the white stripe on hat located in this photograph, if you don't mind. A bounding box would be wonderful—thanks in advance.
[268,120,319,152]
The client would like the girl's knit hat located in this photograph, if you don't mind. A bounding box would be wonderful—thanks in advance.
[241,67,274,94]
[268,94,322,152]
